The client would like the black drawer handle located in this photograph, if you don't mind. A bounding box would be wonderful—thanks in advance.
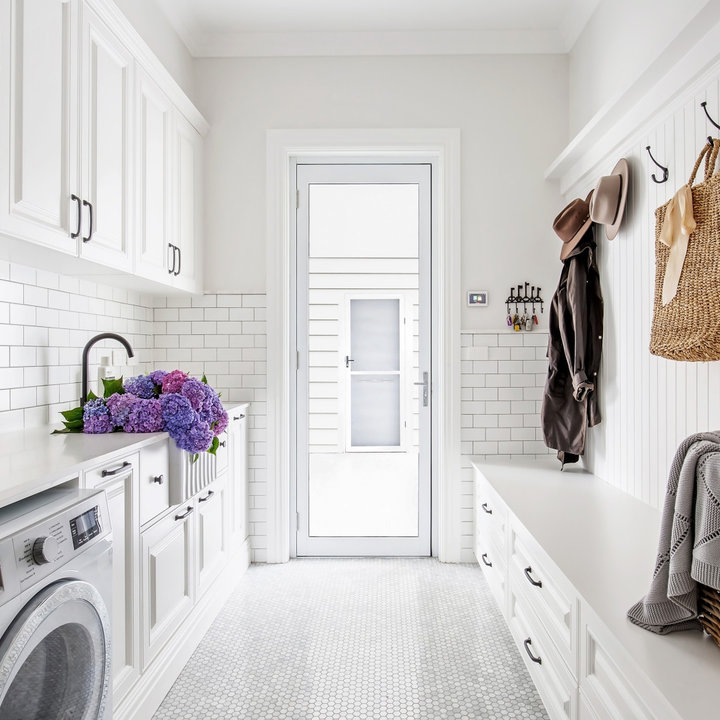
[218,440,226,448]
[481,553,492,568]
[153,475,164,485]
[523,638,542,664]
[481,502,492,515]
[524,566,543,588]
[168,243,176,274]
[101,461,131,477]
[233,414,245,421]
[198,490,215,503]
[174,246,181,276]
[175,506,194,520]
[70,194,82,238]
[82,199,93,242]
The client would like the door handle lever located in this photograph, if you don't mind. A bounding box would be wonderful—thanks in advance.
[414,371,429,407]
[345,356,354,368]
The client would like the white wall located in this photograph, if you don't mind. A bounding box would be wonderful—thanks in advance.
[112,0,196,103]
[194,54,568,332]
[568,0,714,136]
[563,31,720,507]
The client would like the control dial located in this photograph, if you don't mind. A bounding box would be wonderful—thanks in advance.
[32,536,60,565]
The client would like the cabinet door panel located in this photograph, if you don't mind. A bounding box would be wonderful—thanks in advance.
[141,509,194,668]
[229,414,248,545]
[80,9,132,270]
[135,70,172,282]
[172,112,202,292]
[196,480,227,596]
[0,0,77,253]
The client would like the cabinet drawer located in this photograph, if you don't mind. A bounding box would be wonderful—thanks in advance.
[508,579,578,720]
[580,626,655,720]
[475,538,506,613]
[475,469,508,555]
[83,453,136,488]
[139,440,170,526]
[510,524,577,674]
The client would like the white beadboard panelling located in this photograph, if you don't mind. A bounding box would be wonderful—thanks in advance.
[566,68,720,507]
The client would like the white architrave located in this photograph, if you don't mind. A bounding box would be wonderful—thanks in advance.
[266,128,461,564]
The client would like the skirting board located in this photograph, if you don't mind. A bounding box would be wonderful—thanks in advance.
[114,539,252,720]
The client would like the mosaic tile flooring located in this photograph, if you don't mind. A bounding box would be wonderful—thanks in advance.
[153,559,548,720]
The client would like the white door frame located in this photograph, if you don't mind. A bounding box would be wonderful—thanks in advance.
[266,128,462,564]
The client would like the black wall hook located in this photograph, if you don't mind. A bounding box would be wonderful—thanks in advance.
[701,101,720,131]
[645,145,668,184]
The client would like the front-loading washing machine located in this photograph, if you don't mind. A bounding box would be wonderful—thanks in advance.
[0,487,112,720]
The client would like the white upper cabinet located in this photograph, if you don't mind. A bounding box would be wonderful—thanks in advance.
[79,5,133,271]
[135,68,172,282]
[171,111,202,293]
[0,0,206,292]
[0,0,79,255]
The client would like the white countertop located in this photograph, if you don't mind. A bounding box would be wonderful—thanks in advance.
[472,456,720,720]
[0,402,249,510]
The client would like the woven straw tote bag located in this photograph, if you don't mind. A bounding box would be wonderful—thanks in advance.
[650,139,720,361]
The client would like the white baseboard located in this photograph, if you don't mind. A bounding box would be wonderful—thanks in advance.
[114,539,251,720]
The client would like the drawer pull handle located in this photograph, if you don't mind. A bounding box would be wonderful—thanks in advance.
[523,638,542,664]
[524,566,543,588]
[153,475,164,485]
[481,503,492,515]
[101,461,131,477]
[198,490,215,503]
[233,414,245,420]
[175,506,194,520]
[481,553,492,568]
[219,440,226,447]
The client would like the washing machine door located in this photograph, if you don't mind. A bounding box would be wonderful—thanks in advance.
[0,579,111,720]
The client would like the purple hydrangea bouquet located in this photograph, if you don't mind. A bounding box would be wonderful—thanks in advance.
[55,370,229,459]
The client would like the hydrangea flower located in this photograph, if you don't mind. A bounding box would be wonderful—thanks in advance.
[124,398,163,433]
[174,420,214,454]
[161,370,188,394]
[106,393,137,428]
[124,374,156,399]
[181,377,212,412]
[160,393,195,436]
[148,369,168,387]
[82,399,113,434]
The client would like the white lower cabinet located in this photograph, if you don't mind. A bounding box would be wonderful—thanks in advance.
[195,477,228,597]
[227,411,248,548]
[82,452,140,706]
[141,501,195,669]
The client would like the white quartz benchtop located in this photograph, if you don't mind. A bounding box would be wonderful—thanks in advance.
[0,402,249,510]
[471,456,720,720]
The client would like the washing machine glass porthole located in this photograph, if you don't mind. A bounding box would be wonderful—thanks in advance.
[0,580,111,720]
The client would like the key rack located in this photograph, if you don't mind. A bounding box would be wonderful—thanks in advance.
[505,282,544,331]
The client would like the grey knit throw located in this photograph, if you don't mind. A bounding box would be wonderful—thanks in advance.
[627,432,720,634]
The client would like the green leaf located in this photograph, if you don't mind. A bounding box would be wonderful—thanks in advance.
[191,453,199,464]
[206,436,220,456]
[201,374,208,385]
[86,390,99,401]
[102,376,124,398]
[63,419,84,430]
[60,406,83,421]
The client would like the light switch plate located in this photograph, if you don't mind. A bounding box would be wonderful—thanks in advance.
[467,290,488,307]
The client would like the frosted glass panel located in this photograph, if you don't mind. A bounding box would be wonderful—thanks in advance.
[351,299,399,371]
[309,184,418,258]
[351,375,400,447]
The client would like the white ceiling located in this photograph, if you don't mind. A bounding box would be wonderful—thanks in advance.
[154,0,601,58]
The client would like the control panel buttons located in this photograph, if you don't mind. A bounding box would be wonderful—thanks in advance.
[32,536,60,565]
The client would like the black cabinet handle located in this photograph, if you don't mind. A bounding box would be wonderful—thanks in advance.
[175,506,194,520]
[174,246,181,276]
[523,638,542,664]
[198,490,215,503]
[218,440,226,448]
[82,200,93,242]
[168,243,176,274]
[524,566,543,588]
[70,194,82,238]
[481,553,492,567]
[153,474,164,485]
[233,414,245,421]
[101,461,131,477]
[481,502,493,515]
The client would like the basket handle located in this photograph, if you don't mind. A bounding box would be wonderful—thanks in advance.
[688,139,720,185]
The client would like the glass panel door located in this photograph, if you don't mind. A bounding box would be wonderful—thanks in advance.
[295,163,431,556]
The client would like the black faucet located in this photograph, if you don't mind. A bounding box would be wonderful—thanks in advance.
[81,333,135,405]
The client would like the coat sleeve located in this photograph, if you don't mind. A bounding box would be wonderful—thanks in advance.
[559,251,595,403]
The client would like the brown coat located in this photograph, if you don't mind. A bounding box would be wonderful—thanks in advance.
[541,230,603,465]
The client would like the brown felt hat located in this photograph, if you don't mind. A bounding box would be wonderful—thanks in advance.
[553,191,594,261]
[589,158,629,240]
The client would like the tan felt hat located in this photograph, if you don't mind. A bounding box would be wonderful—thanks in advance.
[553,191,594,261]
[589,158,629,240]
